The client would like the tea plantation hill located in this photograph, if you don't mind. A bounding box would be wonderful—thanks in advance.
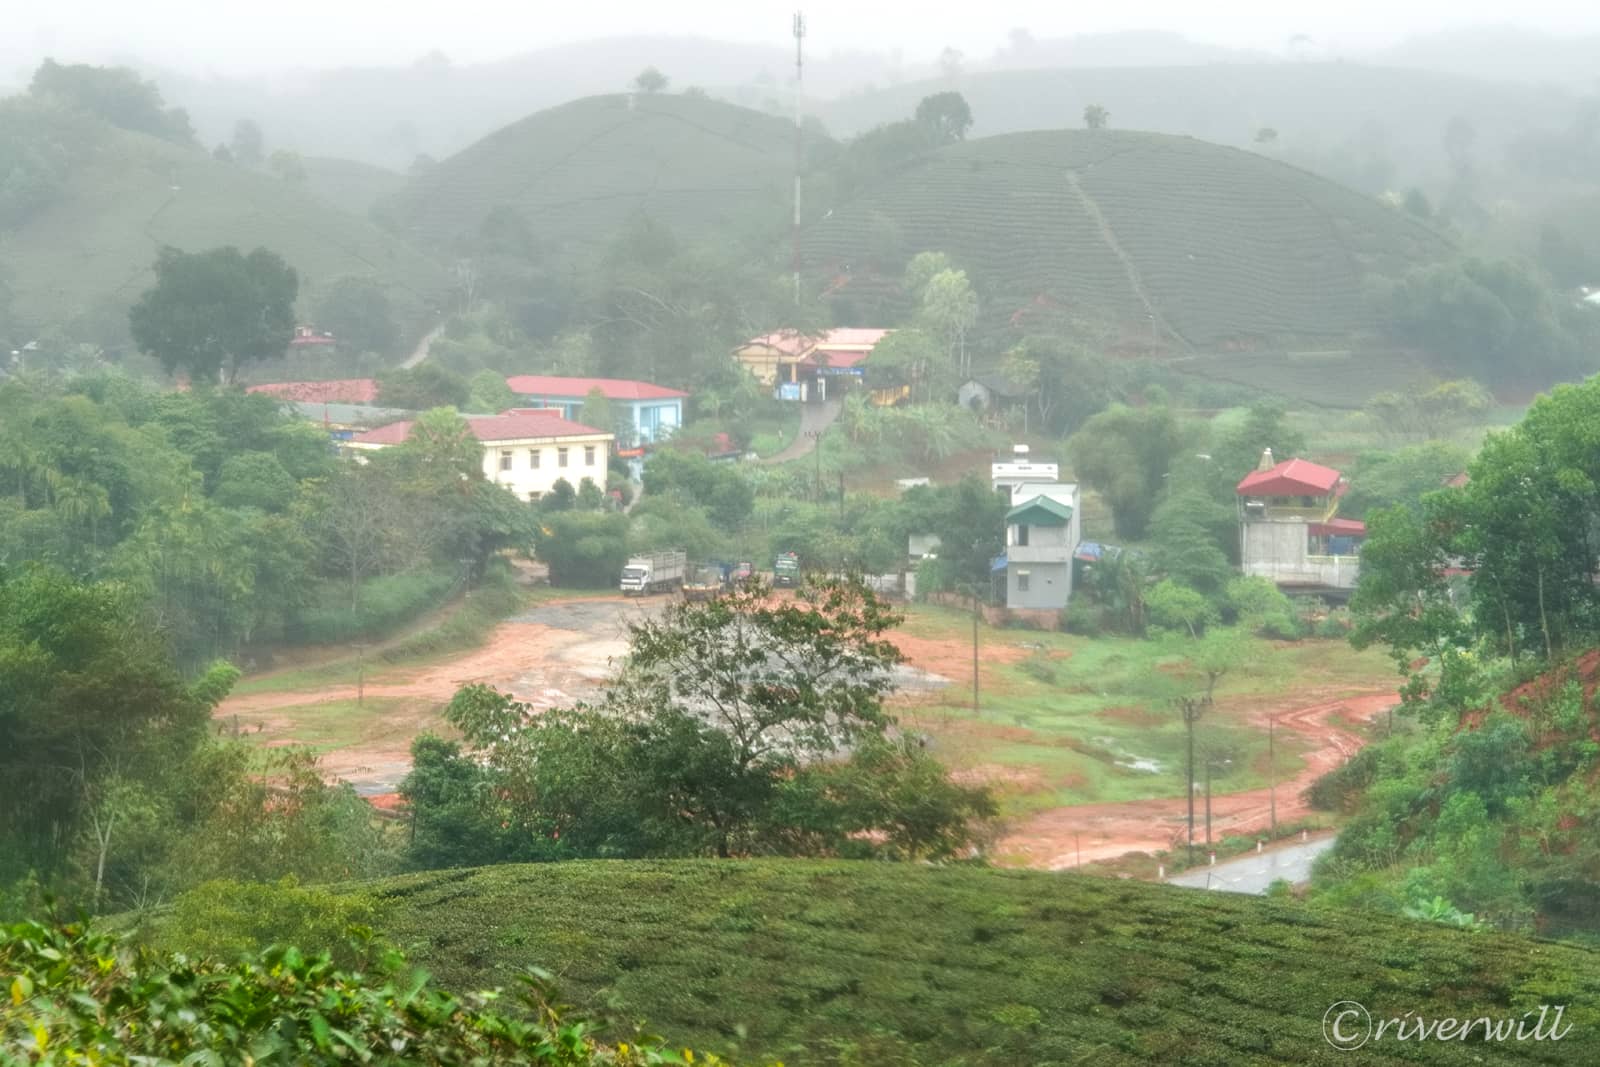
[376,93,809,257]
[156,860,1600,1066]
[816,63,1567,184]
[805,128,1453,405]
[1,107,450,343]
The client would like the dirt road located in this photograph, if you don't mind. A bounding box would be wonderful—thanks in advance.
[219,594,948,795]
[995,692,1395,869]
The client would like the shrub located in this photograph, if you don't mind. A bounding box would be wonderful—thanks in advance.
[5,915,736,1065]
[292,565,460,644]
[1017,650,1058,683]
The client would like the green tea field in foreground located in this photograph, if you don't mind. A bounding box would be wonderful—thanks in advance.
[154,861,1600,1065]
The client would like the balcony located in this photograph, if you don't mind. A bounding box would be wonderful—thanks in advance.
[1242,555,1360,590]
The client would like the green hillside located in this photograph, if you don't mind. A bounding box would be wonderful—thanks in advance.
[817,64,1572,189]
[154,861,1600,1065]
[804,129,1453,354]
[2,115,450,343]
[300,155,407,217]
[377,93,808,255]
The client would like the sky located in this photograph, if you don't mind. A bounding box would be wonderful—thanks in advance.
[9,0,1597,76]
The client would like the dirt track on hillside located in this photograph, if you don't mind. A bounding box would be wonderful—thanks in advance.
[993,692,1394,869]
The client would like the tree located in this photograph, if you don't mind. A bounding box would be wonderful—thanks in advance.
[919,268,979,378]
[267,149,306,183]
[1149,488,1234,594]
[29,59,194,144]
[375,365,470,411]
[1068,404,1189,539]
[424,577,991,862]
[129,246,297,384]
[632,67,669,93]
[210,143,233,163]
[230,118,264,166]
[1254,127,1279,145]
[1146,579,1218,638]
[642,449,753,530]
[467,370,517,413]
[535,510,627,586]
[1083,104,1110,130]
[893,475,1006,594]
[1342,441,1471,517]
[576,387,614,436]
[1209,402,1307,491]
[313,276,399,356]
[914,91,973,144]
[938,47,964,80]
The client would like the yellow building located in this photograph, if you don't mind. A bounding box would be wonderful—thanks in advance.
[734,328,893,398]
[348,409,613,503]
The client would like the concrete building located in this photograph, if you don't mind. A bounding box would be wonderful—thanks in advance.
[990,445,1059,499]
[1236,450,1364,591]
[733,328,893,401]
[348,409,613,503]
[1000,482,1082,610]
[503,375,687,447]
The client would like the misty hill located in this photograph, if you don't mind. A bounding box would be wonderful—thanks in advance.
[377,92,806,256]
[819,64,1580,192]
[0,102,448,345]
[148,37,896,171]
[145,860,1600,1065]
[805,128,1451,357]
[299,155,406,217]
[1378,25,1600,91]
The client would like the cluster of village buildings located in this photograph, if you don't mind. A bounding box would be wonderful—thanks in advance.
[251,326,1366,609]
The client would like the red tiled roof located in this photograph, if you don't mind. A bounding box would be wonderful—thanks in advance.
[1236,458,1342,497]
[1310,518,1367,537]
[803,346,873,369]
[504,375,687,401]
[248,378,378,404]
[352,409,605,446]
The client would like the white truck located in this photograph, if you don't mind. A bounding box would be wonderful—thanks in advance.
[619,550,687,596]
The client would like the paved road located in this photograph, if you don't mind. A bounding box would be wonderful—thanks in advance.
[1167,836,1336,895]
[760,398,842,465]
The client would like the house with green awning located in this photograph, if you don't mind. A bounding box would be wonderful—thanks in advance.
[999,483,1081,611]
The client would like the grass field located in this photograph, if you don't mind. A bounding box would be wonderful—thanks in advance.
[895,605,1395,814]
[1171,349,1441,409]
[803,129,1451,371]
[147,860,1600,1065]
[6,118,449,341]
[379,93,807,256]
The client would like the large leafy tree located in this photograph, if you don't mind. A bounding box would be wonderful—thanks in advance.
[313,275,399,356]
[913,91,973,144]
[408,578,992,861]
[129,246,298,384]
[1069,403,1190,539]
[29,59,194,144]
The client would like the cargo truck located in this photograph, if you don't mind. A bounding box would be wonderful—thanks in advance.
[773,551,801,587]
[682,562,726,602]
[619,550,687,595]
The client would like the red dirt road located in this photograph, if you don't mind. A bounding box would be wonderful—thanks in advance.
[997,692,1396,869]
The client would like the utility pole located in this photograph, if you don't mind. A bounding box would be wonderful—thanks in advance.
[972,586,980,714]
[1176,694,1211,859]
[1204,758,1213,847]
[355,643,367,706]
[1268,716,1277,835]
[791,11,806,306]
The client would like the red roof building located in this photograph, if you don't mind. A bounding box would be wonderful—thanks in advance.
[503,376,688,402]
[350,409,604,447]
[249,378,379,405]
[1235,457,1343,498]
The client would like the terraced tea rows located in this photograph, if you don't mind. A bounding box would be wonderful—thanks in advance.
[380,93,804,254]
[803,129,1452,355]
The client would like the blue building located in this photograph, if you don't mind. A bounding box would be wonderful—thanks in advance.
[504,375,688,447]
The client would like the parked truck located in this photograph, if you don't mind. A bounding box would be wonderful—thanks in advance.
[682,562,726,602]
[620,550,687,595]
[773,551,801,588]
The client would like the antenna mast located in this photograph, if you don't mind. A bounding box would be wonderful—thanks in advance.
[792,10,806,306]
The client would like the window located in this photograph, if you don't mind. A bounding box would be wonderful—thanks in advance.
[1016,570,1031,593]
[499,450,513,472]
[584,445,596,466]
[1016,524,1030,547]
[529,449,541,469]
[558,447,569,468]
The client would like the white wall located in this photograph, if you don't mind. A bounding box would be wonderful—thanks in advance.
[483,434,612,501]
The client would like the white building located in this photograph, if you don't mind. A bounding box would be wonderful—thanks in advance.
[1001,482,1081,611]
[348,409,613,503]
[991,444,1060,499]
